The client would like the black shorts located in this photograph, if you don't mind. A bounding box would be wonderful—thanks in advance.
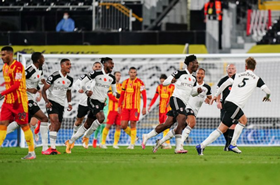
[77,105,90,118]
[166,108,195,122]
[87,98,105,119]
[46,100,64,123]
[186,108,196,117]
[28,100,41,122]
[169,96,187,117]
[222,101,244,127]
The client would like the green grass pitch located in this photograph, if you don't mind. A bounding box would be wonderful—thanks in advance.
[0,146,280,185]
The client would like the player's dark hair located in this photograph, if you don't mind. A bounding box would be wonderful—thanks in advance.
[184,55,197,66]
[114,71,121,75]
[160,74,167,80]
[129,67,137,71]
[60,58,70,64]
[1,46,13,53]
[31,52,42,63]
[198,68,205,73]
[246,57,256,70]
[100,57,112,64]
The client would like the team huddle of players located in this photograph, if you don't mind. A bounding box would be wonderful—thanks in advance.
[0,46,271,159]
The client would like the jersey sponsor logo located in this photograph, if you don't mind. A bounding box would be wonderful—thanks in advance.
[15,73,22,80]
[95,82,110,89]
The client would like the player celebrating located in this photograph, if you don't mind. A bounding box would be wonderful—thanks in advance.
[148,74,175,149]
[118,67,147,149]
[100,71,122,149]
[142,55,201,153]
[6,52,49,153]
[196,57,271,155]
[0,46,36,159]
[65,57,117,153]
[70,61,101,148]
[42,59,73,155]
[153,68,212,152]
[216,64,237,151]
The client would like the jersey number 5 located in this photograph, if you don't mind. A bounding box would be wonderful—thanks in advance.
[238,78,249,88]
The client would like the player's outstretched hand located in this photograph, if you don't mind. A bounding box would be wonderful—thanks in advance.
[210,96,217,105]
[262,97,271,102]
[142,108,147,115]
[67,104,73,111]
[197,87,202,94]
[204,98,210,104]
[217,102,223,109]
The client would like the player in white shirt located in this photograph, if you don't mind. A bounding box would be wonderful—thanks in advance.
[65,57,118,154]
[196,57,271,155]
[42,59,73,155]
[6,52,49,153]
[142,55,202,154]
[70,62,101,148]
[153,68,212,152]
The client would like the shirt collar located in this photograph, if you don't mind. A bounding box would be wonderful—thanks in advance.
[31,63,38,70]
[59,70,67,78]
[185,68,191,74]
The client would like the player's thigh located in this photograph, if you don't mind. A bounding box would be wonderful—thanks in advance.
[187,115,196,128]
[47,100,64,123]
[217,122,229,133]
[13,102,29,125]
[107,111,117,125]
[222,102,244,127]
[33,109,48,123]
[120,108,130,121]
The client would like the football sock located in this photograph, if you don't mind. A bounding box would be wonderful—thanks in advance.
[49,131,57,149]
[227,129,234,146]
[0,125,7,147]
[40,122,49,151]
[159,129,175,146]
[101,127,109,145]
[182,125,192,143]
[201,129,222,148]
[223,129,229,146]
[6,122,19,134]
[175,134,183,150]
[146,129,158,139]
[163,128,170,144]
[113,129,121,145]
[131,128,137,145]
[231,123,245,146]
[73,124,82,136]
[70,125,87,144]
[124,127,131,136]
[22,125,35,152]
[84,120,101,138]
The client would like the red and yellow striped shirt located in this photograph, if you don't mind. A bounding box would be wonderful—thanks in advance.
[149,84,175,113]
[118,77,146,112]
[1,60,28,110]
[108,83,122,112]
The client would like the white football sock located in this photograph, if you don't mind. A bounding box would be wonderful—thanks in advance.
[7,122,19,134]
[146,129,158,139]
[49,131,57,149]
[158,129,175,146]
[182,125,192,143]
[175,134,183,150]
[201,129,222,148]
[69,125,87,144]
[73,124,82,136]
[84,120,100,138]
[40,122,49,151]
[231,123,245,146]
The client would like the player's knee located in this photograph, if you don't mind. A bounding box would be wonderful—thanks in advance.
[98,117,105,124]
[41,116,48,123]
[121,124,127,130]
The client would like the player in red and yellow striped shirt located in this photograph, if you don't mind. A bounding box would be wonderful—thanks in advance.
[100,71,122,149]
[118,67,147,149]
[148,74,175,149]
[0,46,35,159]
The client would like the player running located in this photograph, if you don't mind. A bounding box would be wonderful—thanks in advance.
[42,59,73,155]
[118,67,147,149]
[100,71,122,149]
[196,57,271,155]
[6,52,49,153]
[142,55,202,154]
[148,74,175,149]
[153,68,212,152]
[65,57,118,153]
[0,46,36,159]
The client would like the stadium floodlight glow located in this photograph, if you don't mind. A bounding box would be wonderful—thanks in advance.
[16,53,280,148]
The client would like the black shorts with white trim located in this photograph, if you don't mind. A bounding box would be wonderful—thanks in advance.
[28,100,41,122]
[87,98,105,119]
[46,100,64,123]
[222,101,244,127]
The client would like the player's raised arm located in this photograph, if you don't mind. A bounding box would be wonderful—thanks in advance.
[257,78,271,102]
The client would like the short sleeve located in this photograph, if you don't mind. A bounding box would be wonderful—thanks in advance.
[122,80,127,91]
[139,80,146,92]
[156,86,160,94]
[171,70,181,79]
[46,74,55,85]
[14,63,24,82]
[257,78,265,88]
